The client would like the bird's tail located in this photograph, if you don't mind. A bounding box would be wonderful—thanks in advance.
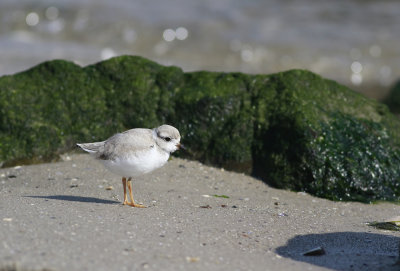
[76,141,105,154]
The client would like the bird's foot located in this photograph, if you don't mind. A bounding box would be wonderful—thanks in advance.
[126,202,146,208]
[123,200,146,208]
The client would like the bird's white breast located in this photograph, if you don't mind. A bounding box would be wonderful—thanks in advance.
[101,147,169,177]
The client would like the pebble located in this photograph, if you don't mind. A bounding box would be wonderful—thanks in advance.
[186,256,200,263]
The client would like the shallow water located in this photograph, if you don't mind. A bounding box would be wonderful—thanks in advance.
[1,0,399,99]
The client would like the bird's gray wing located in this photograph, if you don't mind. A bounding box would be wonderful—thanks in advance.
[100,128,155,160]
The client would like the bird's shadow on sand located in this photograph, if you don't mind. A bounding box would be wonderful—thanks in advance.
[26,195,119,205]
[275,231,400,271]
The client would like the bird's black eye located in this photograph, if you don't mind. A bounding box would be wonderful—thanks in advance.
[164,137,171,142]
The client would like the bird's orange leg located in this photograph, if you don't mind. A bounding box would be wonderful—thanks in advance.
[126,178,146,208]
[122,177,129,205]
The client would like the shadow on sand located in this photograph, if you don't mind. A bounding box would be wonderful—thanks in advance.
[26,195,119,205]
[276,231,400,271]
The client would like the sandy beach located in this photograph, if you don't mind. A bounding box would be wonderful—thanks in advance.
[1,153,400,271]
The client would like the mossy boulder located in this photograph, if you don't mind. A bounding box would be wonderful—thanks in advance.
[1,55,400,202]
[384,79,400,115]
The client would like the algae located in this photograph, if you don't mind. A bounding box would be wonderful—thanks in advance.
[250,70,400,202]
[1,55,400,202]
[213,195,230,198]
[368,221,400,232]
[384,79,400,115]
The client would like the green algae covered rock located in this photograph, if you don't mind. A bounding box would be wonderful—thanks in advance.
[250,71,400,202]
[384,79,400,115]
[1,55,400,202]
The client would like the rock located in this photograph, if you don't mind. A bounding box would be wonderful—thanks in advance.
[249,70,400,202]
[1,55,400,202]
[303,246,326,256]
[368,221,400,231]
[384,79,400,114]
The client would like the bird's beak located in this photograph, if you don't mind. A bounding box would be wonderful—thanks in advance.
[176,143,185,150]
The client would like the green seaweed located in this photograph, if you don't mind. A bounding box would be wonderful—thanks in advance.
[384,79,400,114]
[213,195,230,198]
[306,112,400,202]
[175,72,254,169]
[368,221,400,231]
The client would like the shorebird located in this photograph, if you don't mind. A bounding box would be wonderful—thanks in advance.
[77,124,181,207]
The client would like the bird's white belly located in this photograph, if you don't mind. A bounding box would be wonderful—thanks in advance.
[102,148,169,177]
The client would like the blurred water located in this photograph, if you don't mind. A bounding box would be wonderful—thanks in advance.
[0,0,399,99]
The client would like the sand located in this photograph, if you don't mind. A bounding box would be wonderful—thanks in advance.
[1,153,399,271]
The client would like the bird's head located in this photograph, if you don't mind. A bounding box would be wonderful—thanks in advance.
[154,124,181,153]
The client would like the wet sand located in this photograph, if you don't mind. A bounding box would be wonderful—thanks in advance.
[1,153,399,271]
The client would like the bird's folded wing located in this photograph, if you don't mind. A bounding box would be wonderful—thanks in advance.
[102,129,155,160]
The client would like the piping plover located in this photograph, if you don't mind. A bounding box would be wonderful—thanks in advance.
[77,124,181,207]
